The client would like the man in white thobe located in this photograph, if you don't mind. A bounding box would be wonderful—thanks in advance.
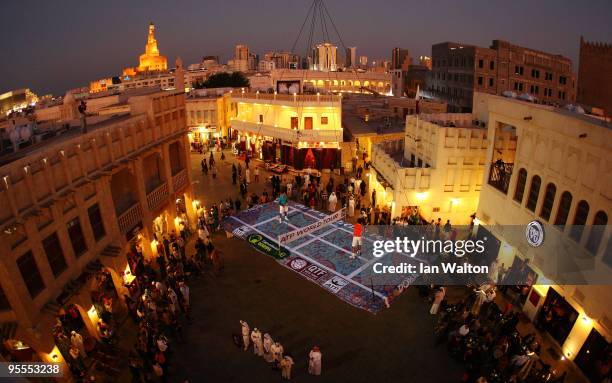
[308,346,322,375]
[240,320,250,351]
[251,328,263,356]
[271,341,284,363]
[263,333,274,362]
[71,331,87,358]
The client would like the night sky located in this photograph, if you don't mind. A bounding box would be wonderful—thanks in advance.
[1,0,611,96]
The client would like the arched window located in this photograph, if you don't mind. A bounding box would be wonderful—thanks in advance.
[586,211,608,254]
[525,175,541,212]
[513,168,528,203]
[539,183,557,221]
[554,191,572,227]
[570,200,590,241]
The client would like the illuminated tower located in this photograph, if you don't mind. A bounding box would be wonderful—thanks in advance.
[134,22,168,73]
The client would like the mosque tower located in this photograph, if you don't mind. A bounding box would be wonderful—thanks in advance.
[124,22,168,76]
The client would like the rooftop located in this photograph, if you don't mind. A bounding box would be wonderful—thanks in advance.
[484,93,612,130]
[342,112,404,137]
[0,113,132,167]
[414,113,485,130]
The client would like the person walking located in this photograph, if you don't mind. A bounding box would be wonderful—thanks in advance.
[280,355,294,380]
[254,167,260,183]
[308,346,322,376]
[70,331,87,358]
[271,341,284,364]
[263,333,274,363]
[212,165,217,179]
[348,194,355,217]
[251,328,263,356]
[328,192,337,212]
[240,320,250,351]
[245,168,251,184]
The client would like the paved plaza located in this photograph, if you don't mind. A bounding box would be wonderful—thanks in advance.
[167,150,464,382]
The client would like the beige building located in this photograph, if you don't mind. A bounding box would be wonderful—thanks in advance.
[0,89,195,370]
[473,92,612,371]
[185,88,235,146]
[370,113,487,223]
[230,91,342,169]
[342,95,447,163]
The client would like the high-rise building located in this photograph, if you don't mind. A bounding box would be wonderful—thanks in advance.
[235,44,249,61]
[248,53,259,71]
[428,40,576,112]
[311,42,337,72]
[123,22,168,76]
[391,48,411,70]
[577,37,612,117]
[345,47,357,68]
[359,55,368,68]
[233,44,249,72]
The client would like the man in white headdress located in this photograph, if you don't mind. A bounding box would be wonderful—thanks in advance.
[328,192,337,212]
[271,341,284,364]
[71,330,87,358]
[251,328,263,356]
[308,346,322,375]
[263,333,274,362]
[280,355,294,380]
[167,287,179,314]
[348,194,355,217]
[240,320,250,351]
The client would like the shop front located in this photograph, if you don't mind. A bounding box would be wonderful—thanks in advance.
[474,221,611,369]
[279,143,340,170]
[230,120,342,170]
[188,126,218,152]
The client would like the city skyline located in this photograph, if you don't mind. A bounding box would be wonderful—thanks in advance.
[1,0,611,96]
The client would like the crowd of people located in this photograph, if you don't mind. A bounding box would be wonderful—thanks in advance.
[429,282,567,383]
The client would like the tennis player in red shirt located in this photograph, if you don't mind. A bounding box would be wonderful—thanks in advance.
[351,218,364,259]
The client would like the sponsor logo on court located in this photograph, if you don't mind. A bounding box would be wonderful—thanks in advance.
[232,225,250,239]
[323,276,349,293]
[288,257,309,271]
[247,233,289,260]
[300,263,328,281]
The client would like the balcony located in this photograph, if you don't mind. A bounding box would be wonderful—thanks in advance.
[232,92,340,104]
[488,162,513,194]
[230,120,343,143]
[173,169,188,192]
[146,182,169,211]
[117,202,143,234]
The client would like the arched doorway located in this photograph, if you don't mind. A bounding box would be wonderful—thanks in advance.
[90,267,127,326]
